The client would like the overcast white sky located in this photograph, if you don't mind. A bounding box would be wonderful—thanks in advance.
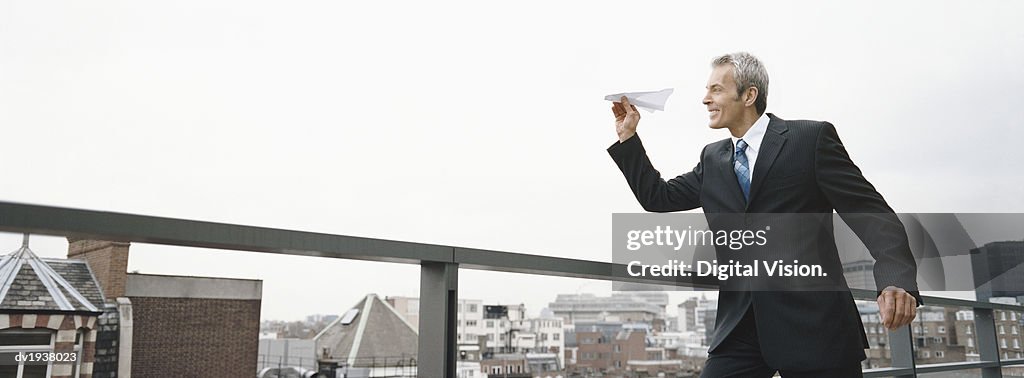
[2,1,1023,321]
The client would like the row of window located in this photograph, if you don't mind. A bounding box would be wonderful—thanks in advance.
[955,311,1022,322]
[918,350,946,358]
[999,338,1022,349]
[457,332,560,341]
[487,365,524,374]
[999,325,1021,335]
[910,325,948,334]
[999,311,1020,322]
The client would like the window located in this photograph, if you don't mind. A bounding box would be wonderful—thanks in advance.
[0,329,56,378]
[1014,312,1019,321]
[1002,338,1008,348]
[553,333,560,341]
[938,326,946,334]
[1001,325,1006,335]
[967,325,973,335]
[921,351,930,358]
[1015,326,1019,335]
[1015,339,1021,349]
[71,330,84,378]
[935,351,945,358]
[1002,311,1008,321]
[968,338,974,347]
[466,320,477,327]
[486,321,494,328]
[469,304,478,313]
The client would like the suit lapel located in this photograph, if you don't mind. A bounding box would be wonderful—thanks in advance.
[746,114,788,210]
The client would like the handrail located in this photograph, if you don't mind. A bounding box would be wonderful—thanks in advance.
[2,200,1023,377]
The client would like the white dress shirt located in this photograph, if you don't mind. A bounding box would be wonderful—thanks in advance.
[730,112,770,177]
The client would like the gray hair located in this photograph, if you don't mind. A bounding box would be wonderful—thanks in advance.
[712,52,769,115]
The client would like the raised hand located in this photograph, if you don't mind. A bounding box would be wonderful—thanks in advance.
[612,96,641,142]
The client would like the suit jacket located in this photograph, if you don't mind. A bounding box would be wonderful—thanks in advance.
[608,113,920,370]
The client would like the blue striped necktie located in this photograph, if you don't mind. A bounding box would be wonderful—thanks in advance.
[734,139,751,202]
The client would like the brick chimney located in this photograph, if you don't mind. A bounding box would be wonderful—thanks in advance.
[67,239,130,301]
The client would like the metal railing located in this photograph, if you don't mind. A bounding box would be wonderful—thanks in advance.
[1,201,1022,377]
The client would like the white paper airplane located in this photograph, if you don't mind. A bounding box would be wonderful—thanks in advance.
[604,88,674,113]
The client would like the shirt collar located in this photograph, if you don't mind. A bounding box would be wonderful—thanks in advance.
[731,112,770,153]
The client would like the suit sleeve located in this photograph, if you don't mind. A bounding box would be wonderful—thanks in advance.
[814,122,922,305]
[608,134,703,212]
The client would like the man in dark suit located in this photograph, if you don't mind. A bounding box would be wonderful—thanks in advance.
[608,52,921,377]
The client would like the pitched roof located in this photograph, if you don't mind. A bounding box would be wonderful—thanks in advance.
[0,235,104,314]
[314,294,418,366]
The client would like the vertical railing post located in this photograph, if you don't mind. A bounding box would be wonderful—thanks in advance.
[418,262,458,377]
[976,308,1003,378]
[889,324,916,377]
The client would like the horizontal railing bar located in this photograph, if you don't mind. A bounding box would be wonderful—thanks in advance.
[862,367,915,377]
[0,201,722,287]
[3,201,1023,312]
[851,288,1024,311]
[914,360,999,373]
[0,201,453,264]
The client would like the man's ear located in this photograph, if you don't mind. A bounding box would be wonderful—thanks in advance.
[744,86,758,108]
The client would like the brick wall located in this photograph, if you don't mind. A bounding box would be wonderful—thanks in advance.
[67,240,129,301]
[92,303,120,378]
[129,297,260,378]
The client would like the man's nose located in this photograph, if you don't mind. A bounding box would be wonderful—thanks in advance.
[702,94,712,105]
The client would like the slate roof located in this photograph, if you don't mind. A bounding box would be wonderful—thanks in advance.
[0,235,104,314]
[314,294,418,366]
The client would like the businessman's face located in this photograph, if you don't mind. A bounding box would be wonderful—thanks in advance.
[703,65,744,130]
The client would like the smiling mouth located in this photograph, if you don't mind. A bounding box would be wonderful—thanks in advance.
[709,109,720,118]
